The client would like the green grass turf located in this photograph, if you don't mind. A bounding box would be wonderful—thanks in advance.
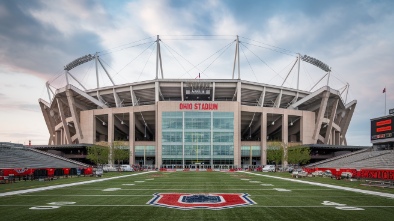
[1,171,393,221]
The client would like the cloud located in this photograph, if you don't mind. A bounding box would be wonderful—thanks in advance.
[0,102,40,112]
[0,1,107,80]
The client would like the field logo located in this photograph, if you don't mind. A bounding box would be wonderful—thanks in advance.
[147,193,256,210]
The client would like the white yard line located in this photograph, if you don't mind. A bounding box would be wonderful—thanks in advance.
[242,171,394,199]
[0,171,156,197]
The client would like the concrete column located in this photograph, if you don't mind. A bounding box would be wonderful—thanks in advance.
[261,112,267,165]
[55,131,60,145]
[282,114,288,168]
[57,98,71,144]
[108,113,114,166]
[156,105,161,167]
[181,82,184,101]
[212,82,215,101]
[282,114,288,144]
[155,81,159,102]
[331,129,335,145]
[335,131,340,145]
[340,103,356,145]
[313,91,330,143]
[66,90,83,141]
[324,99,339,144]
[237,81,241,102]
[129,111,135,165]
[93,114,97,143]
[60,129,64,145]
[39,102,55,145]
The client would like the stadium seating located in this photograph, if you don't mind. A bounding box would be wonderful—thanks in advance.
[307,148,394,169]
[0,143,88,169]
[307,148,369,167]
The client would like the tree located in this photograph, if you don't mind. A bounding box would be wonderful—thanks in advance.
[287,145,311,165]
[267,141,283,165]
[113,141,130,165]
[86,144,109,166]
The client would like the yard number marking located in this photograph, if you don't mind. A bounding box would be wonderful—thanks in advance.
[30,202,76,210]
[322,201,364,210]
[273,188,291,192]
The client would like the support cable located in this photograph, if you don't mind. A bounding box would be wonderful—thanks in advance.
[161,40,235,78]
[111,41,156,78]
[240,41,295,57]
[98,37,155,55]
[241,42,283,82]
[240,36,296,54]
[240,44,258,82]
[137,44,156,81]
[200,40,235,75]
[160,42,192,78]
[99,59,128,83]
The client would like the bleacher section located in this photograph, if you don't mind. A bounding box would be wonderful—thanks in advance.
[347,150,394,169]
[307,148,370,167]
[0,143,88,169]
[307,148,394,169]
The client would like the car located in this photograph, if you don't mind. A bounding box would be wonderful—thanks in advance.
[323,170,335,178]
[311,170,324,177]
[340,172,353,179]
[120,165,134,172]
[291,169,308,178]
[95,168,103,177]
[262,165,275,172]
[102,165,117,172]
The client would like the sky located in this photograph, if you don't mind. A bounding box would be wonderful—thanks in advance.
[0,0,393,146]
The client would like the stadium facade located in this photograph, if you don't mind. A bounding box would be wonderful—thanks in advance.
[38,36,357,169]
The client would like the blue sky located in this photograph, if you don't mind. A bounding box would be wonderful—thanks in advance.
[0,0,393,146]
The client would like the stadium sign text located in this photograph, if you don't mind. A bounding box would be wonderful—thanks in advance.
[179,103,218,110]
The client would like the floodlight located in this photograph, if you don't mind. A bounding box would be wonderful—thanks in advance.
[301,55,331,72]
[64,54,95,71]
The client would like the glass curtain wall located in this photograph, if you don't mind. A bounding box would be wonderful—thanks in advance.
[135,146,155,168]
[241,145,261,167]
[162,111,234,168]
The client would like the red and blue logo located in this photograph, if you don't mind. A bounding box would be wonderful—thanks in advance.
[147,193,256,210]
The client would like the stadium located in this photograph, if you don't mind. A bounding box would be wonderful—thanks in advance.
[37,35,357,169]
[1,35,394,221]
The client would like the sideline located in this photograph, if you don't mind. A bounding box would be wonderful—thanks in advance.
[0,171,156,197]
[242,171,394,199]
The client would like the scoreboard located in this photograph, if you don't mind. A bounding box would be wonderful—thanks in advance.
[371,116,394,140]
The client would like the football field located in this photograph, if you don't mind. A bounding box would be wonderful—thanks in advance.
[1,171,394,221]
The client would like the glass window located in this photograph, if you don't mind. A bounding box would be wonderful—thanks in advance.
[213,132,233,143]
[135,146,156,157]
[162,111,234,165]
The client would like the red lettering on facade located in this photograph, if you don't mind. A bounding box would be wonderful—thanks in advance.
[180,103,192,110]
[179,103,219,110]
[212,103,218,110]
